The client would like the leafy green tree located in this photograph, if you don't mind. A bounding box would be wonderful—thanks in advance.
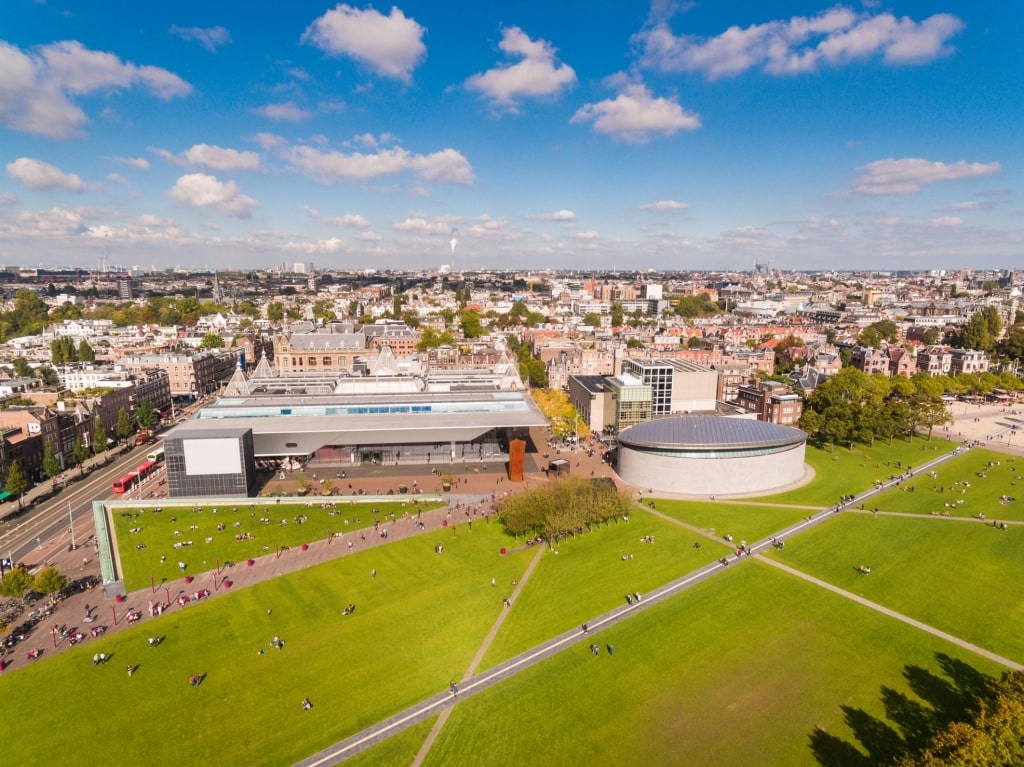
[4,460,29,510]
[33,566,68,595]
[858,320,898,348]
[115,407,134,444]
[136,399,157,430]
[610,301,624,327]
[672,293,719,318]
[199,333,224,349]
[921,327,940,346]
[582,312,601,328]
[77,339,96,362]
[312,299,336,322]
[92,418,108,455]
[0,565,34,597]
[50,337,77,364]
[957,306,1002,351]
[626,337,644,349]
[459,309,483,339]
[37,365,59,386]
[12,357,32,378]
[73,435,90,476]
[416,327,456,351]
[41,440,61,481]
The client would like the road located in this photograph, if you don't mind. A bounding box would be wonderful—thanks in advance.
[0,445,158,568]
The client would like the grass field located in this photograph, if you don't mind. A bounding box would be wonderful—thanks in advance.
[871,449,1024,521]
[756,435,957,507]
[6,440,1022,766]
[410,564,1005,767]
[772,512,1024,661]
[110,496,444,591]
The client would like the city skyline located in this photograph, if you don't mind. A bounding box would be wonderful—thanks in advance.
[1,1,1020,272]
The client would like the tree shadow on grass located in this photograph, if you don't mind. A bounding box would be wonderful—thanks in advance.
[809,653,991,767]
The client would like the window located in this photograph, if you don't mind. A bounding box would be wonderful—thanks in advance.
[323,356,331,366]
[308,356,317,366]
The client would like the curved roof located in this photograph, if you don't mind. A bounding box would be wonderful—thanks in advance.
[618,416,805,451]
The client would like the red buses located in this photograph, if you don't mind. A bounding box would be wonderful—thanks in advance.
[111,459,159,494]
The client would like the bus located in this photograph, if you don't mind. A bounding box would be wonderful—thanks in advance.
[146,447,165,463]
[112,458,159,494]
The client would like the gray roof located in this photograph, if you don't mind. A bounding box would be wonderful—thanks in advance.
[619,415,805,451]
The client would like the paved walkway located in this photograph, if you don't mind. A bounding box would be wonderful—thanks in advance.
[760,557,1022,671]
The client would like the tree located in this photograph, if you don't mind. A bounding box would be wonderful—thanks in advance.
[582,312,602,328]
[50,337,77,364]
[12,357,32,378]
[0,565,34,597]
[4,460,29,510]
[136,399,157,430]
[264,301,284,321]
[92,418,108,455]
[33,566,68,595]
[115,407,134,444]
[610,301,624,328]
[459,309,483,338]
[73,435,90,476]
[77,339,96,362]
[957,306,1002,352]
[41,439,61,481]
[200,333,225,349]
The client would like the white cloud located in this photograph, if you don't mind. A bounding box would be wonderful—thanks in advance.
[277,144,473,185]
[108,156,150,170]
[181,144,262,172]
[392,218,452,234]
[640,199,689,211]
[251,102,312,122]
[169,25,232,53]
[357,230,382,241]
[574,230,600,240]
[168,173,259,218]
[302,4,426,82]
[929,216,963,227]
[634,6,963,79]
[6,157,85,191]
[0,192,17,205]
[0,40,191,138]
[854,158,1001,195]
[949,201,984,210]
[3,206,87,237]
[284,237,346,254]
[465,27,576,111]
[324,213,370,227]
[107,173,127,184]
[571,83,700,142]
[252,133,288,152]
[533,209,577,221]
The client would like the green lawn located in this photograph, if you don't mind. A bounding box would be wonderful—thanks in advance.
[110,497,444,591]
[650,499,817,543]
[5,522,530,766]
[8,436,1022,767]
[416,563,1004,767]
[871,448,1024,521]
[772,512,1024,662]
[753,436,956,507]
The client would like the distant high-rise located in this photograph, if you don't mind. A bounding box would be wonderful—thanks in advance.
[118,277,134,300]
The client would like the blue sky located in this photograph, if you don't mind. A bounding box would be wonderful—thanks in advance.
[1,1,1020,273]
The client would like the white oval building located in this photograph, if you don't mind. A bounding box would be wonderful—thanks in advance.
[616,416,808,496]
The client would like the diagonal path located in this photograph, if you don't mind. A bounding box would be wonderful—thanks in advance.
[760,557,1022,670]
[292,443,1023,765]
[409,545,546,767]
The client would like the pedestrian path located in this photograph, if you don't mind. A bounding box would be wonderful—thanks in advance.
[409,544,546,767]
[761,557,1022,671]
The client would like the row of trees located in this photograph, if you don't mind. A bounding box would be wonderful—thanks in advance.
[499,476,632,542]
[49,337,95,364]
[4,400,155,507]
[0,564,67,599]
[799,368,952,447]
